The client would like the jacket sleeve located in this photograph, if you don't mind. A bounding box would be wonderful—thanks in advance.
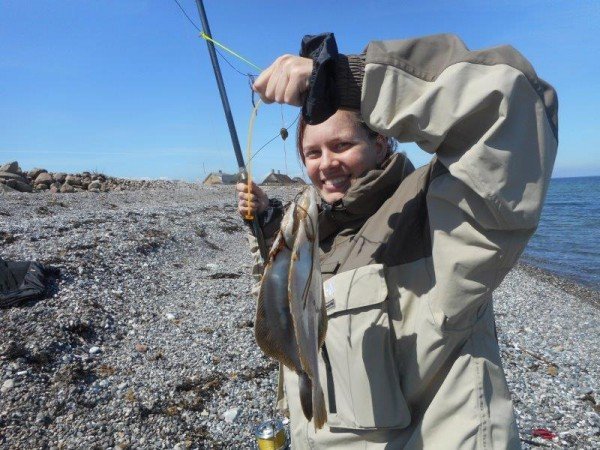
[359,34,558,327]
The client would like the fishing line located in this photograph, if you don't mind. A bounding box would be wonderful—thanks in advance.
[172,0,201,32]
[248,111,300,164]
[171,0,300,182]
[200,31,262,72]
[281,106,289,176]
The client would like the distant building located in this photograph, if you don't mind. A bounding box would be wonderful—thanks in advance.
[292,177,307,185]
[202,170,238,185]
[260,170,295,186]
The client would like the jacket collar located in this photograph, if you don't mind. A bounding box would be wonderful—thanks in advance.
[318,152,413,242]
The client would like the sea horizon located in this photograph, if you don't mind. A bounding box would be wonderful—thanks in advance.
[522,175,599,291]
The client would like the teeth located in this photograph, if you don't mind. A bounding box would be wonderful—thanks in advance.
[324,177,348,188]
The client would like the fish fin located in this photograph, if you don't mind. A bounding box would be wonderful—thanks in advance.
[312,381,327,431]
[317,286,328,349]
[298,371,313,422]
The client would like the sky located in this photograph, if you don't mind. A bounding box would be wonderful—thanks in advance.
[1,0,598,181]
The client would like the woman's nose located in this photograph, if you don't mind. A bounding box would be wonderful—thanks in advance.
[319,149,339,171]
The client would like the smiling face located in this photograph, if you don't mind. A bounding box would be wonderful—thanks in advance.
[300,109,387,203]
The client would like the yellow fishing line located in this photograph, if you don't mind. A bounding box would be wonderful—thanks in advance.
[200,31,262,72]
[245,99,262,220]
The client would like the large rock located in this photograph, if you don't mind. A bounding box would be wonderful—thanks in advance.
[0,171,27,182]
[65,175,82,186]
[0,183,17,193]
[34,172,53,186]
[28,168,47,179]
[34,183,49,191]
[53,172,67,183]
[60,183,75,193]
[88,180,101,191]
[0,161,20,173]
[5,178,33,192]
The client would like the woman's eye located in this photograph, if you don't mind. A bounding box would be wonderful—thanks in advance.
[304,150,320,159]
[336,142,352,151]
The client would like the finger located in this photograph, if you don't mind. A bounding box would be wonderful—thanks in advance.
[253,63,275,93]
[285,71,308,106]
[263,68,281,105]
[274,70,290,104]
[238,192,256,202]
[254,68,277,104]
[235,182,248,194]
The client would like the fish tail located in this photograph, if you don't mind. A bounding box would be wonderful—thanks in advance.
[298,371,313,422]
[312,382,327,430]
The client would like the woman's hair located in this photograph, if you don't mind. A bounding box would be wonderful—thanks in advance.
[295,109,397,164]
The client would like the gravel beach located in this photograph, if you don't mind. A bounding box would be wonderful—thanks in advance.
[1,185,598,449]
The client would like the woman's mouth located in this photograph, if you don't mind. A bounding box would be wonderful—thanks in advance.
[322,176,351,191]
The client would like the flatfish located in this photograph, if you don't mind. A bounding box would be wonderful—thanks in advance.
[255,187,327,430]
[288,187,327,429]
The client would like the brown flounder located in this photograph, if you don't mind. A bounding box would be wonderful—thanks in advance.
[255,187,327,430]
[288,187,327,429]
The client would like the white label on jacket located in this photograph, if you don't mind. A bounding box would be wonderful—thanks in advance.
[324,280,335,310]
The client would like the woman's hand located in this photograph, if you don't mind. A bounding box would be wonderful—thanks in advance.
[236,181,269,218]
[252,55,313,106]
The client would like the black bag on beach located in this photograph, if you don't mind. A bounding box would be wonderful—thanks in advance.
[0,257,58,308]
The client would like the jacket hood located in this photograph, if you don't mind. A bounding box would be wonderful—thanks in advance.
[318,152,414,241]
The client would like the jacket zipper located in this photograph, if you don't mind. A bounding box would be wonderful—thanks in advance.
[321,345,337,414]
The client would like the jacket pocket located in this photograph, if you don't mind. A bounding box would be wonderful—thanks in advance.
[320,264,411,430]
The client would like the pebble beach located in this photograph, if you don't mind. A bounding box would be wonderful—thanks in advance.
[1,184,598,449]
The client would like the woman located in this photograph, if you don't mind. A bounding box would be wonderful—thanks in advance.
[237,33,557,449]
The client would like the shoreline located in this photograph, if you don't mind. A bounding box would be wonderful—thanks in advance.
[516,261,599,309]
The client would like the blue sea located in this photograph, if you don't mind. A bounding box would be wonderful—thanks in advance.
[521,176,600,290]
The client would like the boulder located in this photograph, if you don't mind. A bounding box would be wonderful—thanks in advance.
[34,183,49,191]
[5,178,33,193]
[0,161,20,174]
[28,168,47,179]
[53,172,66,183]
[0,171,27,182]
[0,183,17,193]
[60,183,75,193]
[34,172,53,186]
[65,175,82,186]
[88,180,101,190]
[49,184,60,194]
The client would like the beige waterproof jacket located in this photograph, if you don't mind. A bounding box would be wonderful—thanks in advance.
[249,34,558,449]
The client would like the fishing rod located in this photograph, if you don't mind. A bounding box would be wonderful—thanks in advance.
[193,0,269,262]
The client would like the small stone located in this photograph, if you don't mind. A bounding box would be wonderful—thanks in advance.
[1,379,15,393]
[165,313,176,321]
[200,409,209,417]
[547,365,558,377]
[89,346,101,354]
[135,344,148,353]
[221,407,240,423]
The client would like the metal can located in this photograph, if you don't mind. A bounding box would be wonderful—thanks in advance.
[254,419,288,450]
